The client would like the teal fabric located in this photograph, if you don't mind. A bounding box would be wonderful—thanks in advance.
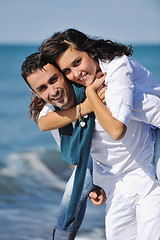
[56,83,95,228]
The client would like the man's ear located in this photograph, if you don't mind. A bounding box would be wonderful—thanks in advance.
[30,89,40,98]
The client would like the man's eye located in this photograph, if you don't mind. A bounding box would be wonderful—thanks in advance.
[49,75,58,84]
[39,86,47,92]
[63,69,70,74]
[50,79,56,84]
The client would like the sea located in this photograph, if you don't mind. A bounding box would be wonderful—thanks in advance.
[0,44,160,240]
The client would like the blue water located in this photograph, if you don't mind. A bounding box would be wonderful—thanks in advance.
[0,44,160,240]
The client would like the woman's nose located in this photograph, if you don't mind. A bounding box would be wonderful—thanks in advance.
[73,68,80,78]
[70,69,81,81]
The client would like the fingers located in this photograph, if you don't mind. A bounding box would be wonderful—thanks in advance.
[94,75,105,85]
[89,188,107,206]
[95,71,103,79]
[98,92,105,102]
[86,75,105,93]
[89,191,98,200]
[97,85,107,103]
[89,192,102,206]
[100,189,107,202]
[97,85,107,95]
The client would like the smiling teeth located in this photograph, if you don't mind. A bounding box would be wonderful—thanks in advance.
[79,74,87,81]
[53,93,62,100]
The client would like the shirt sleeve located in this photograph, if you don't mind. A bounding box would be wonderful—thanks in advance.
[132,92,160,128]
[104,55,134,126]
[39,103,56,119]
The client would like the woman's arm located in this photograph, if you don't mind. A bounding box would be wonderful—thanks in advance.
[38,98,92,131]
[38,84,107,132]
[86,76,127,141]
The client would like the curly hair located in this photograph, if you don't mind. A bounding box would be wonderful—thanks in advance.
[39,28,133,65]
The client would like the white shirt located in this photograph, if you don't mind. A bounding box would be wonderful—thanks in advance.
[39,55,159,198]
[91,118,156,198]
[99,55,160,127]
[91,56,159,197]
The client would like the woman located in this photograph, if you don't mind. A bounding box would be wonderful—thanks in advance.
[38,29,160,239]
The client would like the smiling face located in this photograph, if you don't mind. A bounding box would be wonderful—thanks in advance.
[27,63,74,109]
[56,46,99,87]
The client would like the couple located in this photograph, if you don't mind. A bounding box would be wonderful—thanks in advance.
[21,28,160,240]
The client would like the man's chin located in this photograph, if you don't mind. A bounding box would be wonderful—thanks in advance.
[52,100,65,109]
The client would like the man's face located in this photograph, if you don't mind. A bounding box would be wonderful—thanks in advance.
[27,64,74,109]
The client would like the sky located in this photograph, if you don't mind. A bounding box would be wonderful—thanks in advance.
[0,0,160,45]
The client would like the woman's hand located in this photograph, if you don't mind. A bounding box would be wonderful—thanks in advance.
[87,75,106,93]
[86,74,127,141]
[97,84,107,104]
[83,74,107,111]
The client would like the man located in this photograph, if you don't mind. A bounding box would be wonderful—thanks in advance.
[21,52,107,240]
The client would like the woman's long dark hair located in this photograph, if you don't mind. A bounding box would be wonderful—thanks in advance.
[39,28,133,65]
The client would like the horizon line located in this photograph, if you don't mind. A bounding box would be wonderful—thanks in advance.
[0,41,159,46]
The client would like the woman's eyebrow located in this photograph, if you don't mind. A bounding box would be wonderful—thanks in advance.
[72,57,79,65]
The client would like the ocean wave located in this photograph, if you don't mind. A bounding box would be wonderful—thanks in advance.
[0,147,73,195]
[0,147,106,240]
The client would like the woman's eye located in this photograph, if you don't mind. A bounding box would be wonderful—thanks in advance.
[74,59,81,66]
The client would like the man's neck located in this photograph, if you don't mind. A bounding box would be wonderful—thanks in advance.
[64,95,75,109]
[64,86,75,109]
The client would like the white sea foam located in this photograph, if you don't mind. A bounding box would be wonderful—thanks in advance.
[0,148,67,191]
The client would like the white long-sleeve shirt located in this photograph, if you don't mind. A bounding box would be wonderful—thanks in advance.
[91,56,160,197]
[99,55,160,127]
[39,103,157,198]
[39,55,160,198]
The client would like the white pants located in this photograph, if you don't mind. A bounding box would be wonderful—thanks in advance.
[105,180,160,240]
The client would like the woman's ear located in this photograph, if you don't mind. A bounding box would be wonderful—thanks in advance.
[91,53,95,58]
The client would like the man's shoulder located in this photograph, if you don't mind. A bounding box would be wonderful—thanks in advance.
[39,103,55,118]
[45,103,56,111]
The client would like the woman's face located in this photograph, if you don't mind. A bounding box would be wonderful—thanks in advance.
[56,47,99,86]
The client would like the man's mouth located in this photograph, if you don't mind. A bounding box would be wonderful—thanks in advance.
[50,91,64,101]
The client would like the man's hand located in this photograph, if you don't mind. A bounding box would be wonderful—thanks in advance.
[89,186,107,206]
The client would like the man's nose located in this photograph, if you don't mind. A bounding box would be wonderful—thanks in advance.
[49,85,57,96]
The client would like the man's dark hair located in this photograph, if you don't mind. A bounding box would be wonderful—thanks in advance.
[21,52,44,90]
